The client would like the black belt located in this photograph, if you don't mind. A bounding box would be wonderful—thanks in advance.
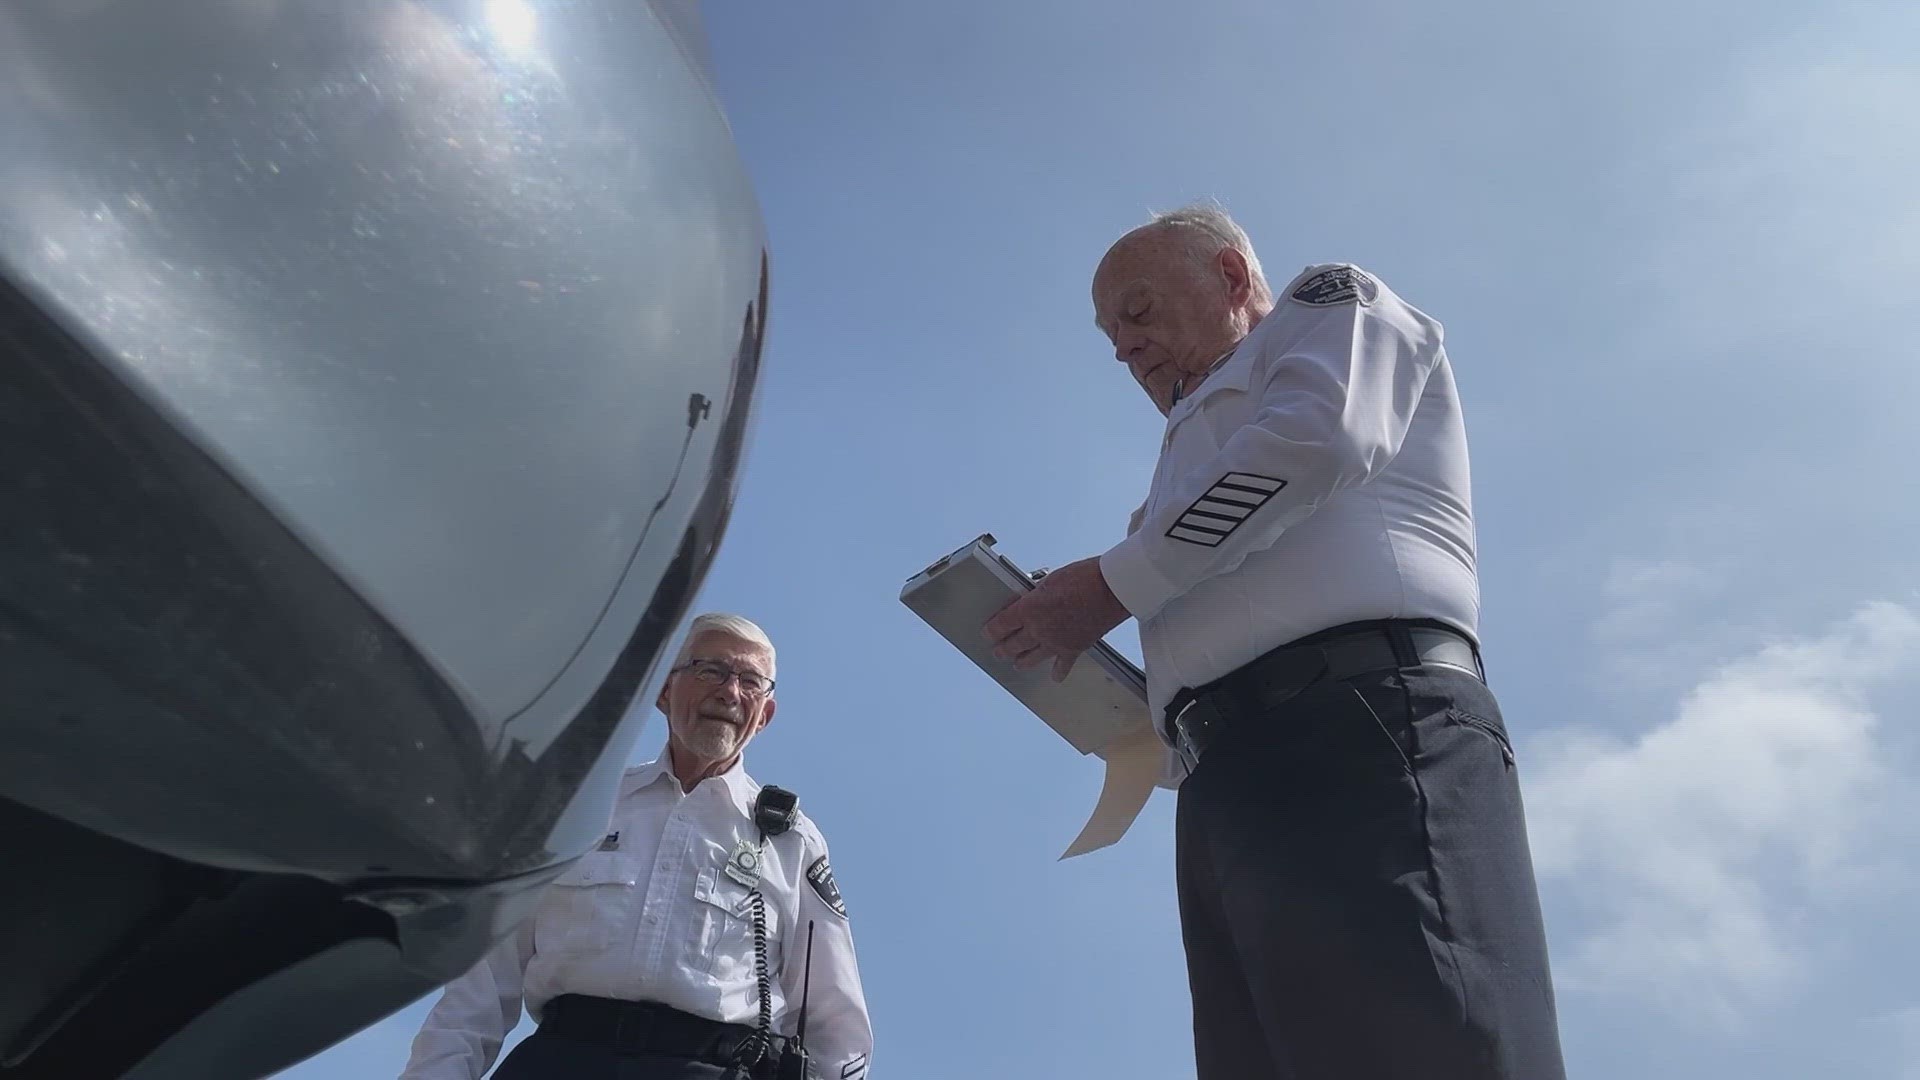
[1163,619,1483,769]
[538,995,782,1063]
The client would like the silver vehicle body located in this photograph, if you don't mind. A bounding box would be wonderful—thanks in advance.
[0,1,768,1075]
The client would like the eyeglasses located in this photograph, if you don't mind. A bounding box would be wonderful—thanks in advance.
[673,658,775,698]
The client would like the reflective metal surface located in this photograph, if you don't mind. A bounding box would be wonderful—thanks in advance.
[0,0,761,736]
[0,0,768,1075]
[0,0,766,880]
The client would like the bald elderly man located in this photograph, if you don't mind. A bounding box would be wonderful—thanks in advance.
[984,203,1566,1080]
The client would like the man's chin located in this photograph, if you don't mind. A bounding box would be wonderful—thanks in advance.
[677,725,738,762]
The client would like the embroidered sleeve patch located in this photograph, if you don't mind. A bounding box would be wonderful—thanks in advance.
[842,1053,869,1078]
[807,855,848,918]
[1165,473,1287,547]
[1288,265,1377,307]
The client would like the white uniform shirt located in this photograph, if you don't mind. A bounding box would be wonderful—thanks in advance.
[1098,264,1480,778]
[397,758,872,1080]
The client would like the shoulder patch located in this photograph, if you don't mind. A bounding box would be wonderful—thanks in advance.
[1288,265,1377,307]
[806,855,848,918]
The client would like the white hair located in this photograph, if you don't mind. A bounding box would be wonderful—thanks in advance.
[1142,199,1273,309]
[675,611,776,680]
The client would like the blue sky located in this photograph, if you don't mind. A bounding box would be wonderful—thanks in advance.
[279,0,1920,1076]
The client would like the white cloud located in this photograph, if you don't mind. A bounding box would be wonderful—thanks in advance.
[1525,600,1920,1025]
[1554,498,1846,704]
[1591,558,1721,646]
[1584,551,1746,694]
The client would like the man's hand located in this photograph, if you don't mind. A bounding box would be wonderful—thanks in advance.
[982,556,1131,682]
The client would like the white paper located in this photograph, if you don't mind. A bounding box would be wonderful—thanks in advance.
[1059,721,1165,859]
[900,535,1164,858]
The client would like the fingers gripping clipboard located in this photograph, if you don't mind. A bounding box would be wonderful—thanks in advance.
[900,534,1145,752]
[899,534,1170,857]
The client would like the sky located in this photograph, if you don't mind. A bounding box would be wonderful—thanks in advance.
[277,0,1920,1077]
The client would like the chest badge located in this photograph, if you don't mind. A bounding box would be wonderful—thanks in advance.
[723,839,763,888]
[597,831,620,852]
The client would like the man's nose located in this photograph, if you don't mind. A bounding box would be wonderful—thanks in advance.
[1113,330,1145,364]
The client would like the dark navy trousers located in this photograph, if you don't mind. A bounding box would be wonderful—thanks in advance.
[1175,665,1568,1079]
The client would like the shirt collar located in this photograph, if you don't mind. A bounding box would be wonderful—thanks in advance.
[1167,342,1256,422]
[620,755,761,817]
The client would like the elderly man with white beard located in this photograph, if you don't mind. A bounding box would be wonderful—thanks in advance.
[398,613,873,1080]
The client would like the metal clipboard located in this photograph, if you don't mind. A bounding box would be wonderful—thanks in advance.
[899,534,1149,755]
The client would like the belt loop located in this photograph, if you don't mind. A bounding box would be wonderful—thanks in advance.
[1385,624,1418,668]
[1162,687,1195,744]
[1167,696,1202,771]
[619,1005,651,1054]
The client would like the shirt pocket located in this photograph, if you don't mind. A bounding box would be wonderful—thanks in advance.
[533,850,641,956]
[693,865,778,984]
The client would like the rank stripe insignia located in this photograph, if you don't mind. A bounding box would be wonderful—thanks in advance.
[842,1053,869,1078]
[1166,472,1286,547]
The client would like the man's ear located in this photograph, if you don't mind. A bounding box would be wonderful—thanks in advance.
[752,697,777,735]
[1218,247,1253,306]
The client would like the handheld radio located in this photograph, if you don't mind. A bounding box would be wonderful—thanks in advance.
[730,785,811,1080]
